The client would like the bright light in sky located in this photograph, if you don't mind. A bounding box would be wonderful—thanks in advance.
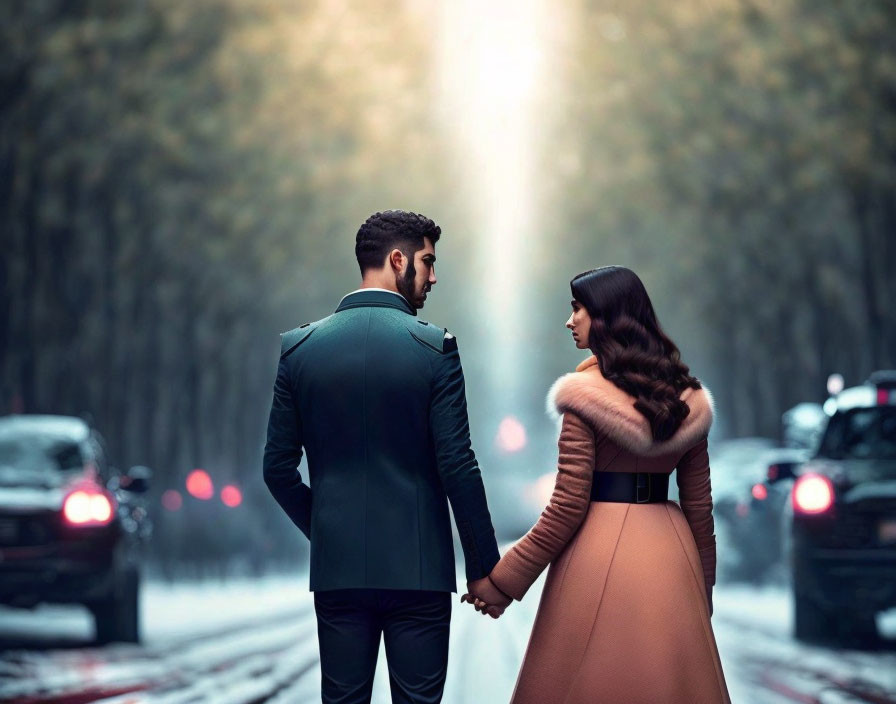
[436,0,560,392]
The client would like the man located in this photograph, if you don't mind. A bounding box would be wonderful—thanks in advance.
[262,209,509,704]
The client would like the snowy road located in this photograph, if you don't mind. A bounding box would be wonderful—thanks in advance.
[1,573,895,704]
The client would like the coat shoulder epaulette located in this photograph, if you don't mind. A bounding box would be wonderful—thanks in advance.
[280,315,331,359]
[407,318,456,354]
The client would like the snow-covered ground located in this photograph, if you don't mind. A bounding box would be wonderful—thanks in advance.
[1,571,895,703]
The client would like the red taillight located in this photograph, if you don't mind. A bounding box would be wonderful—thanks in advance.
[878,388,889,405]
[220,484,242,507]
[792,473,834,514]
[186,469,214,500]
[767,464,779,481]
[751,483,768,500]
[63,488,115,526]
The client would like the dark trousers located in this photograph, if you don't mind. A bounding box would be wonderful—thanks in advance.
[313,588,452,704]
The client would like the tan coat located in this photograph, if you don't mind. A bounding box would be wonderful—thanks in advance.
[490,356,731,704]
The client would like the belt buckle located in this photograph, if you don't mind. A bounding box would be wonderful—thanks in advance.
[636,473,651,503]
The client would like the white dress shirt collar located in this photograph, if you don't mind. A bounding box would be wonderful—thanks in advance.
[339,287,407,304]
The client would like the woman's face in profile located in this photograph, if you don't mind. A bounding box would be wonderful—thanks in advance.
[566,299,591,350]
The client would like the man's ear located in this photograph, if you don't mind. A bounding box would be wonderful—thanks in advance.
[388,248,405,274]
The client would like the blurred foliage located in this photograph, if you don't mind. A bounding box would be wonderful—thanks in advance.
[537,0,895,437]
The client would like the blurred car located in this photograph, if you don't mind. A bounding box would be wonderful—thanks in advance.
[783,371,896,644]
[737,447,812,580]
[0,414,152,643]
[710,439,809,583]
[781,402,827,453]
[710,437,778,514]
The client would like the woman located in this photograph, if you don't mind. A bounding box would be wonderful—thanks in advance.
[465,266,731,704]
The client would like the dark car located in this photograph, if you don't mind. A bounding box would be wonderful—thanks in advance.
[783,372,896,644]
[711,439,809,583]
[0,414,151,643]
[731,446,811,583]
[724,404,829,584]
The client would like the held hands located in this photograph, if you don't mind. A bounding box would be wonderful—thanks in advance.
[461,575,513,619]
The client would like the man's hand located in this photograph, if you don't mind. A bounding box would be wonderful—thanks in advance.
[461,576,512,619]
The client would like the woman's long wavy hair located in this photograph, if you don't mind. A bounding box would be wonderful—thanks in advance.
[571,266,702,442]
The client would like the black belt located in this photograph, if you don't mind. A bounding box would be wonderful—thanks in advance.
[590,471,669,504]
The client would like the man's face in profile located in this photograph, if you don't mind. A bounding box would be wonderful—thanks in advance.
[396,236,437,310]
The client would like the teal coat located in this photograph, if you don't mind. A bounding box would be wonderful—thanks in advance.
[262,289,500,592]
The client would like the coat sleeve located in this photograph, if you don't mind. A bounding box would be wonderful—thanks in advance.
[262,355,312,539]
[675,436,716,588]
[429,338,500,582]
[489,412,595,600]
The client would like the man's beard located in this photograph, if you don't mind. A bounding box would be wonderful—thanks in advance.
[396,260,421,308]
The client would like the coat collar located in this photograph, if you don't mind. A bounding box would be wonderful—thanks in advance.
[547,355,714,457]
[335,289,416,316]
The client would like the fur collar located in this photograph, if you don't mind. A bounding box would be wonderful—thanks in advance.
[547,355,714,457]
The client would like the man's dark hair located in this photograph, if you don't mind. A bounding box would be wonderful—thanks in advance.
[355,210,441,273]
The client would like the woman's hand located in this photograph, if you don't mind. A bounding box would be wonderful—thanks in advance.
[461,575,512,618]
